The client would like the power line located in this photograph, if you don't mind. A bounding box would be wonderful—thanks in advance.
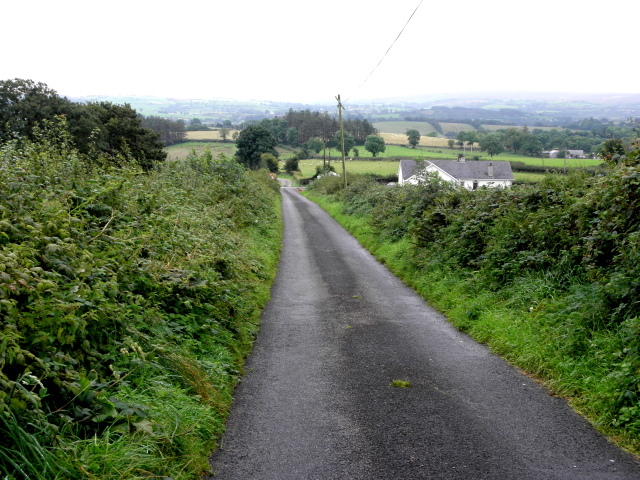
[344,0,424,104]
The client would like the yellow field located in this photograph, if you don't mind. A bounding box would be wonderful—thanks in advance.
[379,132,451,148]
[439,122,477,134]
[186,130,240,141]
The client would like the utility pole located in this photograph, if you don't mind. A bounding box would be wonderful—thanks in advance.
[336,94,347,188]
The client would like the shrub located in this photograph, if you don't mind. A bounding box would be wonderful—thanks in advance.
[0,127,281,478]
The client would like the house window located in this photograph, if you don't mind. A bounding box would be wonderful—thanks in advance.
[473,180,478,190]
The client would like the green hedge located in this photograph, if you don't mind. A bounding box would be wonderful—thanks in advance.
[306,157,640,454]
[0,125,282,479]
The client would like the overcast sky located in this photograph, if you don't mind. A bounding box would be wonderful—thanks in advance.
[3,0,637,105]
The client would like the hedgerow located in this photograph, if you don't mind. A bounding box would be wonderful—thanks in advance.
[307,148,640,451]
[0,119,282,479]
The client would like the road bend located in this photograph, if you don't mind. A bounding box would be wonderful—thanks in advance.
[208,187,640,479]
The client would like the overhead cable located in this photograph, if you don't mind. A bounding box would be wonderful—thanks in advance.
[344,0,424,104]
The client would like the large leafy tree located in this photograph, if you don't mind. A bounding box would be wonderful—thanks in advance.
[479,132,505,157]
[406,129,421,148]
[85,101,166,170]
[235,125,278,170]
[334,131,355,156]
[306,137,324,154]
[0,79,167,170]
[0,78,74,143]
[364,135,386,157]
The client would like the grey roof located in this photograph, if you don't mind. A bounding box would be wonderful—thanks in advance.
[399,159,420,181]
[400,159,513,182]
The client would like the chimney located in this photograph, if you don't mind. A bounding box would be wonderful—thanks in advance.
[488,162,494,178]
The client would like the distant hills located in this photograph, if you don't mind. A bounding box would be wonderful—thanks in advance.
[69,92,640,126]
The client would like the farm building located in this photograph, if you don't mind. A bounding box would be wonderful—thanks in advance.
[545,149,586,159]
[398,156,514,189]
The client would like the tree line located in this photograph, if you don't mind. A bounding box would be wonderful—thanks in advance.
[256,109,377,147]
[0,79,185,170]
[453,124,637,158]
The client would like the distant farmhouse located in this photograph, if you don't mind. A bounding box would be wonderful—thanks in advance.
[398,156,514,189]
[545,149,586,159]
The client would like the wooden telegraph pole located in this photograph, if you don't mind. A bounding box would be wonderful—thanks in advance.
[336,94,347,188]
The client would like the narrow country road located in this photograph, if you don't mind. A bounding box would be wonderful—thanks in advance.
[208,187,640,479]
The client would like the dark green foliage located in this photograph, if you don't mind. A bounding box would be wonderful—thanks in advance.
[406,129,421,148]
[84,101,166,171]
[284,157,299,173]
[261,153,279,173]
[0,127,281,478]
[235,125,278,170]
[0,79,168,171]
[0,79,74,144]
[186,117,209,131]
[140,115,186,146]
[364,135,386,157]
[306,137,324,154]
[335,130,355,156]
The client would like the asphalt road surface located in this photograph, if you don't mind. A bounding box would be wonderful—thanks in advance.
[208,187,640,479]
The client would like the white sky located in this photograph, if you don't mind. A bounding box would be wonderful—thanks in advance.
[2,0,637,105]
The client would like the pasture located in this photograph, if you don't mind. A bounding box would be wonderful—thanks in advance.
[374,121,478,139]
[165,141,236,160]
[294,159,565,185]
[296,159,398,179]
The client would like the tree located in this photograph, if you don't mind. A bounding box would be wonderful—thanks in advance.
[85,101,167,170]
[285,157,299,173]
[261,153,279,173]
[598,138,627,164]
[406,129,421,148]
[140,115,186,146]
[521,135,543,156]
[478,132,505,157]
[286,127,300,147]
[219,127,230,142]
[0,78,74,143]
[364,135,386,157]
[187,117,208,131]
[448,139,455,149]
[501,127,526,153]
[235,125,278,170]
[306,137,324,154]
[335,130,355,156]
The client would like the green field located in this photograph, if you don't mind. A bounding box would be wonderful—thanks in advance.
[314,144,602,168]
[165,140,602,178]
[297,160,568,184]
[165,141,236,161]
[318,144,457,159]
[297,159,399,178]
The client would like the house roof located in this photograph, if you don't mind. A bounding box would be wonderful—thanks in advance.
[400,159,513,182]
[399,159,421,181]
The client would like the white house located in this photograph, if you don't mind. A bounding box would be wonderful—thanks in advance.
[398,156,514,189]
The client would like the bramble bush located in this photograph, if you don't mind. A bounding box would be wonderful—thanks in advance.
[0,122,281,479]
